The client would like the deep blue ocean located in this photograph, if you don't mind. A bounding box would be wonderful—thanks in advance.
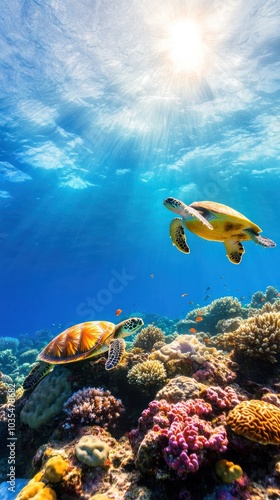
[1,0,280,338]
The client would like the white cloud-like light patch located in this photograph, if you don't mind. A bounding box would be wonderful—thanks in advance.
[140,171,155,183]
[0,190,11,199]
[17,142,75,170]
[0,161,32,182]
[116,169,131,175]
[59,175,98,189]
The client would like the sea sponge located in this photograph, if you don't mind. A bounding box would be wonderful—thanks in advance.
[216,312,280,363]
[156,376,206,403]
[20,368,71,429]
[16,481,57,500]
[227,399,280,445]
[75,435,110,466]
[215,459,243,483]
[127,360,167,391]
[44,456,68,483]
[133,324,165,352]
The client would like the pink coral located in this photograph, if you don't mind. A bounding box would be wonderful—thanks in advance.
[129,398,228,479]
[200,386,242,411]
[63,387,124,430]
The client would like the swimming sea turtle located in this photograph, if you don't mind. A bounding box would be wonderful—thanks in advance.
[23,317,144,389]
[164,197,276,264]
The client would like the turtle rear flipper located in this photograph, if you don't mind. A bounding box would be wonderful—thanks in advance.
[105,338,126,370]
[244,228,276,247]
[224,240,245,264]
[170,218,190,254]
[164,197,213,230]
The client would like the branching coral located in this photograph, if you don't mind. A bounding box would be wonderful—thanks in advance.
[0,336,19,350]
[63,387,124,430]
[215,312,280,363]
[133,324,165,352]
[129,398,228,479]
[227,399,280,445]
[127,360,167,391]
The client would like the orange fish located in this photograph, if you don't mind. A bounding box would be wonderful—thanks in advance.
[277,293,280,297]
[261,298,265,302]
[196,316,203,322]
[203,338,211,343]
[189,327,197,333]
[115,309,122,316]
[182,293,188,297]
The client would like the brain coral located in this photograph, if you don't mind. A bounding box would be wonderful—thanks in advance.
[63,387,124,430]
[216,312,280,363]
[20,368,71,429]
[75,435,110,466]
[133,324,165,352]
[227,399,280,445]
[127,360,167,391]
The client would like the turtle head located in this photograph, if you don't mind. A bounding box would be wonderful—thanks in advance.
[116,317,144,338]
[164,197,186,215]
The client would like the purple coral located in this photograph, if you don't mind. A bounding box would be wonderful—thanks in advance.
[63,387,124,430]
[129,398,228,479]
[200,385,241,411]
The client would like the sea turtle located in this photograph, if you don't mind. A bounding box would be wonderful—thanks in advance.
[164,197,276,264]
[23,317,144,389]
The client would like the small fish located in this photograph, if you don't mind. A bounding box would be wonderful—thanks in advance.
[189,327,197,333]
[203,338,211,343]
[181,293,188,297]
[261,298,265,302]
[205,286,210,291]
[204,294,210,301]
[188,301,194,305]
[115,309,122,316]
[150,274,154,278]
[277,293,280,297]
[196,316,204,322]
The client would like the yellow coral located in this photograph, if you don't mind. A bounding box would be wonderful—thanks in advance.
[127,360,166,390]
[133,324,165,352]
[44,456,68,483]
[16,481,57,500]
[215,459,243,483]
[217,312,280,363]
[227,399,280,445]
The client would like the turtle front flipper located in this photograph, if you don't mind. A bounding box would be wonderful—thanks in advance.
[170,218,190,254]
[224,240,245,264]
[164,197,213,230]
[105,338,126,370]
[244,228,276,248]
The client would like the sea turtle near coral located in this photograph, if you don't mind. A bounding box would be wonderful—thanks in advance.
[23,317,144,389]
[164,197,276,264]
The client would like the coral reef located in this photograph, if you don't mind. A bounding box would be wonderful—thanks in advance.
[62,387,124,431]
[0,336,19,350]
[250,286,280,308]
[20,368,71,429]
[0,349,17,375]
[133,324,165,352]
[183,297,245,334]
[75,435,110,466]
[151,335,237,384]
[215,312,280,363]
[129,398,228,479]
[127,360,167,392]
[227,400,280,444]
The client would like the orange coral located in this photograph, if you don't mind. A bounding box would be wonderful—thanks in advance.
[227,400,280,445]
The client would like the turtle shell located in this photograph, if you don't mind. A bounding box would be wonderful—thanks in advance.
[186,201,261,242]
[38,321,116,364]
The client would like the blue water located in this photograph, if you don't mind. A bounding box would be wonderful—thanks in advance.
[0,0,280,337]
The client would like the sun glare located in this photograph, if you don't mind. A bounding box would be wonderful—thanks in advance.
[165,19,205,74]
